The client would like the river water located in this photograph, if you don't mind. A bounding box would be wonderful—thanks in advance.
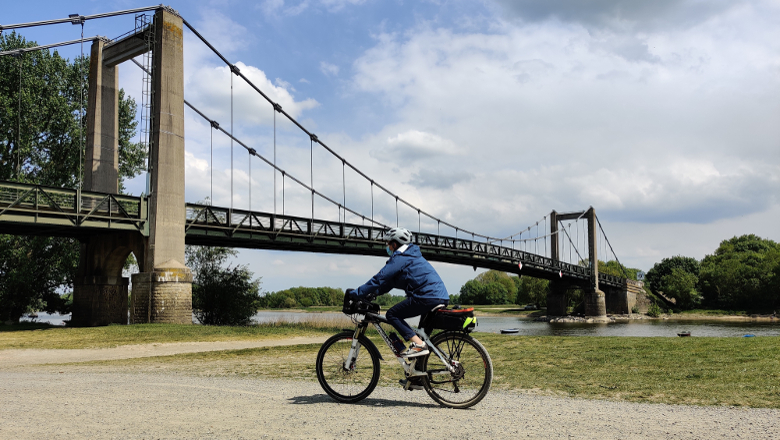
[21,311,780,338]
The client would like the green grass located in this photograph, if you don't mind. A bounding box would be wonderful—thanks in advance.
[0,320,347,350]
[12,323,778,408]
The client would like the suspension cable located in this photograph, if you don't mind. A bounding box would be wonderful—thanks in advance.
[179,18,510,243]
[181,98,389,228]
[78,20,84,189]
[561,224,585,265]
[129,58,387,228]
[596,214,628,277]
[0,6,164,31]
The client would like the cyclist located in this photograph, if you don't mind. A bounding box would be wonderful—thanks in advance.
[352,227,449,358]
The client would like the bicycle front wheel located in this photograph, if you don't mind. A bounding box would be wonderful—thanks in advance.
[419,332,493,409]
[315,331,380,403]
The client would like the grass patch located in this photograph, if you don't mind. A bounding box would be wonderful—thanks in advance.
[33,327,780,409]
[0,318,350,350]
[485,334,780,408]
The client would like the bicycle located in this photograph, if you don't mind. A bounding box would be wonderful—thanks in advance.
[315,293,493,409]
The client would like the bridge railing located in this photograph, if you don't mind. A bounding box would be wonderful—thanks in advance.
[0,181,145,232]
[184,203,627,286]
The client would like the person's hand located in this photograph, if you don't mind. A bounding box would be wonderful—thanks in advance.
[346,288,357,298]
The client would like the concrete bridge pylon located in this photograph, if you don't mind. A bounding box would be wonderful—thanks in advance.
[71,8,192,326]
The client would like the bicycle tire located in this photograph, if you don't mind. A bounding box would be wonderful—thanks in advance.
[315,331,380,403]
[419,331,493,409]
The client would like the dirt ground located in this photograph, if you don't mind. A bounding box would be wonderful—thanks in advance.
[1,339,778,439]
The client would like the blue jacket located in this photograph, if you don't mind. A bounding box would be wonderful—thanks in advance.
[356,244,449,301]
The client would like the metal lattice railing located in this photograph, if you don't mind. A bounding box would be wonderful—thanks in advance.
[0,181,146,232]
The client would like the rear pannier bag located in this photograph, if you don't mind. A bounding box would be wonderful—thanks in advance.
[429,307,477,332]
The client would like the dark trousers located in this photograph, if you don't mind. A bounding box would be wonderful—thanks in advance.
[386,296,448,341]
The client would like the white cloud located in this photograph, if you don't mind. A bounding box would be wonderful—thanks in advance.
[347,5,780,235]
[186,61,319,127]
[320,61,340,76]
[370,130,463,164]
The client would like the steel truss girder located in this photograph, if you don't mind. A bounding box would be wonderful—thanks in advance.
[0,181,146,236]
[184,203,625,288]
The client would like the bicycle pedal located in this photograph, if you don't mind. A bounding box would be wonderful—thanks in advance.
[399,379,423,391]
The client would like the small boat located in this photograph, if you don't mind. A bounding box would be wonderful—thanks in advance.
[677,331,691,337]
[500,328,520,334]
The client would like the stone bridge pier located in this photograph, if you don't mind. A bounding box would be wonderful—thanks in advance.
[71,8,192,326]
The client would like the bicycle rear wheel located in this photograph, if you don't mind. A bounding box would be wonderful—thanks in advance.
[419,331,493,409]
[315,331,380,403]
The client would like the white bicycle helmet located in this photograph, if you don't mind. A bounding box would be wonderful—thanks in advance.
[383,227,413,245]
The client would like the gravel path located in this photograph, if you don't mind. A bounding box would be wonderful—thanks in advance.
[1,370,778,439]
[0,337,328,368]
[2,340,778,439]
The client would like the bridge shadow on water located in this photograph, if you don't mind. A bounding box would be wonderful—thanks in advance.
[288,393,441,409]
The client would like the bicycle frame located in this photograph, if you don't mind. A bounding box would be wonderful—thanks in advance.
[344,312,457,379]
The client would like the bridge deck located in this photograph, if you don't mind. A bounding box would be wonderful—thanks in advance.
[0,182,625,288]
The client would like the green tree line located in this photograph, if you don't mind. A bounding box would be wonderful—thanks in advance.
[646,234,780,312]
[454,259,641,307]
[0,32,146,324]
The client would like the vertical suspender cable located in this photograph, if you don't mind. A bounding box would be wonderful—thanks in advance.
[395,196,398,227]
[78,21,84,188]
[370,181,373,223]
[230,68,234,211]
[273,108,276,214]
[210,125,213,204]
[16,53,22,180]
[342,160,345,223]
[248,149,251,212]
[310,137,314,222]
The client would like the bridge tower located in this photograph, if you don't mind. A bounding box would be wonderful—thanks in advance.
[71,7,192,326]
[547,208,607,318]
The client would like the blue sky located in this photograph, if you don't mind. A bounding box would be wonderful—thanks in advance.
[3,0,779,295]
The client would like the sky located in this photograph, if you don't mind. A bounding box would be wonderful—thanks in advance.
[3,0,779,295]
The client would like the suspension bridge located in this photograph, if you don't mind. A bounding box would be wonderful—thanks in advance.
[0,6,641,326]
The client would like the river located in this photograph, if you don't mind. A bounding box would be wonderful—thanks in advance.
[20,311,780,337]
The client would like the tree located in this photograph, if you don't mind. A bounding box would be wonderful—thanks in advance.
[660,267,701,309]
[514,275,549,306]
[475,270,517,303]
[0,32,146,323]
[699,235,780,311]
[645,256,700,296]
[458,277,510,305]
[257,286,346,309]
[186,245,262,325]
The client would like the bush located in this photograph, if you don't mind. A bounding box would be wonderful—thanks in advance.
[193,265,261,326]
[647,302,663,318]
